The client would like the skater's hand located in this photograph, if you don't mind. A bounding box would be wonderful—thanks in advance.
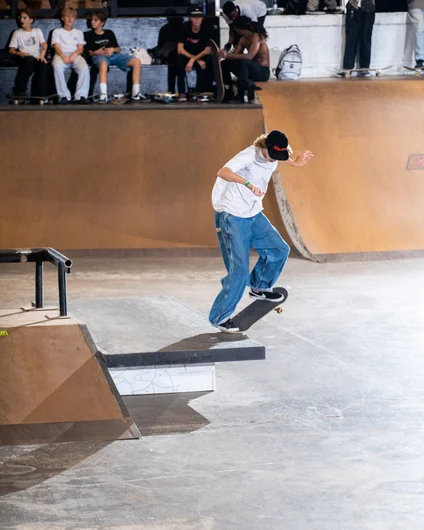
[293,150,314,167]
[38,54,47,64]
[185,59,195,73]
[197,59,206,70]
[62,55,71,65]
[19,52,31,57]
[105,48,114,57]
[219,49,228,59]
[247,183,264,197]
[96,47,106,56]
[69,53,77,64]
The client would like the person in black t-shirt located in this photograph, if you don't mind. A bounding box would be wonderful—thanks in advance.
[177,5,213,101]
[85,11,144,102]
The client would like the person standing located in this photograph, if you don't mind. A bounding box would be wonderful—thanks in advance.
[341,0,376,76]
[408,0,424,68]
[209,131,313,333]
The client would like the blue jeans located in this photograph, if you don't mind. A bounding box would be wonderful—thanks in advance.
[209,211,290,325]
[92,53,132,72]
[410,9,424,61]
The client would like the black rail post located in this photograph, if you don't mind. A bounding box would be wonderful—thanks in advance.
[58,263,68,317]
[35,259,44,308]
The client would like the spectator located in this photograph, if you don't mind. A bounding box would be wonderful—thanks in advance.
[52,7,89,104]
[148,9,184,93]
[407,0,424,68]
[220,17,270,103]
[222,0,267,50]
[177,5,213,101]
[340,0,376,76]
[306,0,342,14]
[85,12,144,103]
[8,9,50,98]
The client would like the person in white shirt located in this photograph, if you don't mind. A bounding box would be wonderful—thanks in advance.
[222,0,267,51]
[209,130,313,333]
[8,9,49,97]
[52,7,90,104]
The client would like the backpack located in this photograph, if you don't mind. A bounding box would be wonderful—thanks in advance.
[273,45,302,81]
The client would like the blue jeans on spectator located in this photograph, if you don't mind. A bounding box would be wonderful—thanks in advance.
[409,9,424,62]
[92,53,132,71]
[209,211,290,325]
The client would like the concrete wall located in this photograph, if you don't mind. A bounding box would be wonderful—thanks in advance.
[220,12,416,78]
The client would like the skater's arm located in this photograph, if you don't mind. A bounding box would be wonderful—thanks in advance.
[39,41,48,63]
[222,36,260,60]
[177,42,195,59]
[193,46,211,61]
[283,150,314,167]
[53,43,70,63]
[217,167,264,196]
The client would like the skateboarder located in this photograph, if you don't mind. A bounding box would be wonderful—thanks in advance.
[408,0,424,69]
[209,131,313,333]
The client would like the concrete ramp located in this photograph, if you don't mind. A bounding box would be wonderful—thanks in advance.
[259,79,424,260]
[0,308,140,445]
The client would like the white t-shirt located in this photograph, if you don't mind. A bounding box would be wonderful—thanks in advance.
[223,0,268,24]
[212,145,278,218]
[52,28,85,55]
[9,28,45,59]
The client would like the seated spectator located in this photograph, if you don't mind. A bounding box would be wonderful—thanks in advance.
[407,0,424,68]
[177,5,213,101]
[222,0,267,51]
[339,0,375,76]
[8,9,50,97]
[85,12,144,102]
[306,0,342,13]
[220,16,270,103]
[52,7,89,104]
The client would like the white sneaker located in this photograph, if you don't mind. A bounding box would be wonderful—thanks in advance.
[132,92,147,101]
[99,93,108,103]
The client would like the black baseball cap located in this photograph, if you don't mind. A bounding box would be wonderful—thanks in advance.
[265,130,290,161]
[187,5,204,17]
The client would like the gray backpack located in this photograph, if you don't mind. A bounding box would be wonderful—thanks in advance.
[274,45,302,80]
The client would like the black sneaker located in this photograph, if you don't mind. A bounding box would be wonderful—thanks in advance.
[76,97,89,105]
[217,318,241,333]
[415,59,424,68]
[249,289,286,303]
[59,97,70,105]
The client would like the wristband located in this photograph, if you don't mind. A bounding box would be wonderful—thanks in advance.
[245,181,251,188]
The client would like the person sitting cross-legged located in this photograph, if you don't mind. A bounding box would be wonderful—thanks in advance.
[84,11,144,102]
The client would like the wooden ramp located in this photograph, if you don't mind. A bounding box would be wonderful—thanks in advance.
[0,308,140,445]
[259,79,424,260]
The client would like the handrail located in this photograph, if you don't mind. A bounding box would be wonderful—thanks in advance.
[0,248,72,316]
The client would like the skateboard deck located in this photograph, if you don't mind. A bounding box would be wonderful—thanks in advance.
[149,92,178,104]
[8,93,58,105]
[404,66,424,76]
[210,39,224,103]
[334,66,392,78]
[232,287,288,332]
[187,91,214,102]
[111,93,131,105]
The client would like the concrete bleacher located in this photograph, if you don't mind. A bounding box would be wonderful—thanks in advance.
[0,16,217,103]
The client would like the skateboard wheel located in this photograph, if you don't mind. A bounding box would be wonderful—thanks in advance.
[14,99,19,105]
[275,307,283,314]
[416,71,421,77]
[376,72,382,77]
[39,100,44,106]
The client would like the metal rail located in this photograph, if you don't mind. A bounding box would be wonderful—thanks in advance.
[0,248,73,317]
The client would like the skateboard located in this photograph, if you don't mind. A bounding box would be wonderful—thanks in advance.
[334,66,392,78]
[111,93,131,105]
[149,92,178,104]
[8,93,58,106]
[231,287,289,333]
[404,66,424,76]
[209,39,225,103]
[187,91,215,102]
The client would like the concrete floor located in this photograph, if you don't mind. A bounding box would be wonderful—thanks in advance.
[1,254,424,529]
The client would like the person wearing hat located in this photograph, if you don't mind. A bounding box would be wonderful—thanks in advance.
[177,5,213,101]
[209,131,313,333]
